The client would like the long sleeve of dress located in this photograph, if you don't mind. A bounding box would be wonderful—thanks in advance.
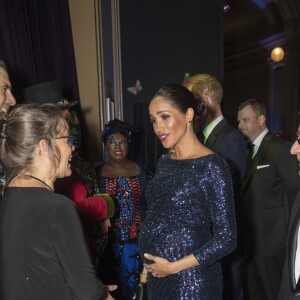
[193,157,237,268]
[49,200,103,300]
[70,181,108,224]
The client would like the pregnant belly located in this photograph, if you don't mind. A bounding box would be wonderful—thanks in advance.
[138,219,209,261]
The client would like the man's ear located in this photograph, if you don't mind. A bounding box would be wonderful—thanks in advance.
[258,114,266,125]
[201,94,209,106]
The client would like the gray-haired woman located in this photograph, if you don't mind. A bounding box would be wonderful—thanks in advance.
[0,103,116,300]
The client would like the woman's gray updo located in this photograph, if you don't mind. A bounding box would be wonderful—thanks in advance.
[0,103,69,187]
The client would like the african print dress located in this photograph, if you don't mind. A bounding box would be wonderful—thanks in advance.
[95,164,152,300]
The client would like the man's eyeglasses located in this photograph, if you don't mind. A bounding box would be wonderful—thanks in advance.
[55,135,74,146]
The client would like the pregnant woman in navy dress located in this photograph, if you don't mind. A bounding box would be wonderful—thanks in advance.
[138,84,237,299]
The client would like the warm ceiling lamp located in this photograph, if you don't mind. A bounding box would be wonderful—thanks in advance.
[271,47,285,62]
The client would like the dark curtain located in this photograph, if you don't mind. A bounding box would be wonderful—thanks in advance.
[0,0,79,103]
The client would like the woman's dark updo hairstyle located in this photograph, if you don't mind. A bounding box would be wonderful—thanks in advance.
[0,103,69,190]
[102,118,136,144]
[150,83,202,134]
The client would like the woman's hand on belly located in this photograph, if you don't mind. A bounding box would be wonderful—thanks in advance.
[144,252,200,278]
[143,253,174,278]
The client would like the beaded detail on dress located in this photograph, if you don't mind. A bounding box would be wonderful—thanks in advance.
[105,176,141,241]
[75,156,100,196]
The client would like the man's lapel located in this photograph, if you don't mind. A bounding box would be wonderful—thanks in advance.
[205,118,226,148]
[242,131,272,188]
[290,210,300,291]
[254,131,272,163]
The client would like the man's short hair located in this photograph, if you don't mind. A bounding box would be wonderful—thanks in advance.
[238,99,267,119]
[183,73,223,104]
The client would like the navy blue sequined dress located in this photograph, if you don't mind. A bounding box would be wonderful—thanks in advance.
[139,154,236,300]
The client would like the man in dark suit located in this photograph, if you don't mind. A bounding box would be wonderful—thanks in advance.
[184,74,247,300]
[237,99,300,300]
[278,125,300,300]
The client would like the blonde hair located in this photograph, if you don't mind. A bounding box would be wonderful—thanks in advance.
[184,73,223,105]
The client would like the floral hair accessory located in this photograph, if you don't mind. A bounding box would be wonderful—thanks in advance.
[101,118,136,144]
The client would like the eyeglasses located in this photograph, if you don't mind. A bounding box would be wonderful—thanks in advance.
[296,131,300,145]
[55,135,74,146]
[0,86,12,98]
[106,136,128,147]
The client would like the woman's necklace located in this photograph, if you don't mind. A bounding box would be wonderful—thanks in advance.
[17,174,54,192]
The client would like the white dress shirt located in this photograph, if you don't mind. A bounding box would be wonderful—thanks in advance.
[251,128,269,158]
[295,226,300,283]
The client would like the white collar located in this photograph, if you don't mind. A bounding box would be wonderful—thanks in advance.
[252,127,269,149]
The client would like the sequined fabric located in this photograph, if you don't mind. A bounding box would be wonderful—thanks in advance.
[139,154,236,300]
[75,155,100,196]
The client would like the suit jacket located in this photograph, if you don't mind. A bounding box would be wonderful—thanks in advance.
[278,192,300,300]
[205,118,247,191]
[242,131,300,256]
[205,118,247,245]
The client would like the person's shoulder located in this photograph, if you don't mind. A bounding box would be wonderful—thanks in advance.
[12,188,75,210]
[159,153,171,163]
[43,190,74,206]
[28,189,73,208]
[152,153,170,169]
[212,119,245,146]
[269,133,292,146]
[221,119,244,139]
[263,134,296,166]
[208,152,228,164]
[205,153,230,172]
[47,192,78,219]
[94,162,105,175]
[267,133,293,153]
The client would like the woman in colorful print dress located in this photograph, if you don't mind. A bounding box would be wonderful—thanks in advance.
[95,119,152,300]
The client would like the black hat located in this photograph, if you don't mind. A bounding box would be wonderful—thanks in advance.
[23,81,78,109]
